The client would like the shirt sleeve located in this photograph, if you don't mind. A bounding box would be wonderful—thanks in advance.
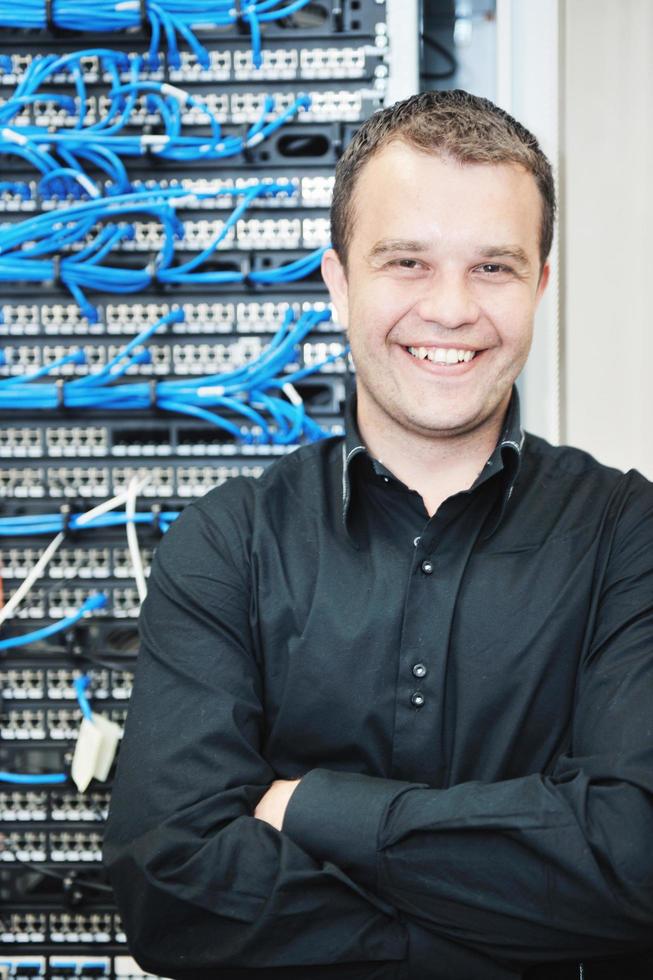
[283,471,653,964]
[102,494,409,978]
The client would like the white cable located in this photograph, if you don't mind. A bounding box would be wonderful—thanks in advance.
[0,531,65,628]
[75,475,151,528]
[0,475,152,626]
[125,475,148,603]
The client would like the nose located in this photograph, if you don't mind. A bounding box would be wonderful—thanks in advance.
[413,270,480,330]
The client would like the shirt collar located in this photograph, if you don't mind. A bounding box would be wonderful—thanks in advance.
[339,387,525,545]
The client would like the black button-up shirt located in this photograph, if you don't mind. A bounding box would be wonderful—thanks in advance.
[104,390,653,980]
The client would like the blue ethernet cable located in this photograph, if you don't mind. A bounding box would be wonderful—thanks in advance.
[1,47,310,188]
[0,307,342,443]
[0,511,181,537]
[74,674,94,722]
[0,771,68,784]
[0,0,315,69]
[0,593,109,652]
[0,183,325,319]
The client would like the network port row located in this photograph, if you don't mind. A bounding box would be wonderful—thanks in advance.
[0,954,161,978]
[2,175,335,214]
[0,788,111,823]
[0,462,268,500]
[1,706,127,742]
[0,43,385,87]
[2,584,142,620]
[0,299,334,337]
[1,545,154,581]
[3,667,132,702]
[1,911,124,945]
[0,417,343,460]
[1,829,104,862]
[8,89,372,130]
[0,338,346,380]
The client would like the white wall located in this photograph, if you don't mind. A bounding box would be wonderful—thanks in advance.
[562,0,653,479]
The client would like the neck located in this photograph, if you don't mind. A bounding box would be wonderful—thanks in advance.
[357,395,509,517]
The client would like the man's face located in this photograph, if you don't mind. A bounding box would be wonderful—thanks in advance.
[322,142,550,441]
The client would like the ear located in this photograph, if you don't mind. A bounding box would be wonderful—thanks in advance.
[535,261,550,306]
[321,248,349,328]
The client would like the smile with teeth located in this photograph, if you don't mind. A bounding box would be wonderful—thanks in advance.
[407,346,477,364]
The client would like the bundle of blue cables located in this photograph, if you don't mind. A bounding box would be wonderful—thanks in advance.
[0,0,314,69]
[0,49,312,198]
[0,306,345,443]
[0,183,326,321]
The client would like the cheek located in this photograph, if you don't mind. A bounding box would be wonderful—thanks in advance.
[477,290,535,343]
[348,285,413,339]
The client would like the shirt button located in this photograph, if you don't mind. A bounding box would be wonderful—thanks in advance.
[421,559,433,575]
[412,663,427,678]
[411,692,425,708]
[413,536,421,547]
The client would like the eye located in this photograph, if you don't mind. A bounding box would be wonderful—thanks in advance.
[477,263,510,274]
[389,258,421,270]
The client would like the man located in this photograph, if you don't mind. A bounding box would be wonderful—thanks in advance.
[104,90,653,979]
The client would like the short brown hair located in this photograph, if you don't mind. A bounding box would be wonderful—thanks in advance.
[331,89,556,271]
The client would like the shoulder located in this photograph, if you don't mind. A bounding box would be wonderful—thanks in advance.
[521,432,653,534]
[159,436,345,557]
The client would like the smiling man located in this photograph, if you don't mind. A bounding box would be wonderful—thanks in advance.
[105,91,653,980]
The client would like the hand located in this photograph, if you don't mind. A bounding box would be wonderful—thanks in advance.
[254,778,301,831]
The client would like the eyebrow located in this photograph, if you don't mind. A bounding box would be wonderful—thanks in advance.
[477,245,532,269]
[368,239,430,259]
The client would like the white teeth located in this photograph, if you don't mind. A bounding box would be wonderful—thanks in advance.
[407,346,477,364]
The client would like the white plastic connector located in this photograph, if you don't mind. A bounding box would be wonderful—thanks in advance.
[71,714,122,792]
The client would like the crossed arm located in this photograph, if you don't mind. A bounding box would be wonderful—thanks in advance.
[104,479,653,976]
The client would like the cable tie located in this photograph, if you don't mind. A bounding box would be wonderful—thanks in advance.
[45,0,57,32]
[51,253,62,289]
[148,378,159,410]
[241,124,256,162]
[60,503,72,537]
[139,0,149,32]
[233,0,248,32]
[151,502,163,536]
[242,251,257,288]
[55,377,68,411]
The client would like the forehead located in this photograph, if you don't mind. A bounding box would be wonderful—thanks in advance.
[350,142,542,253]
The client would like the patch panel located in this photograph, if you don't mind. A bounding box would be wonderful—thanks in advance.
[4,544,154,588]
[0,451,345,500]
[1,708,47,741]
[48,912,117,944]
[2,588,48,620]
[0,1,390,970]
[303,340,349,372]
[5,85,375,133]
[0,790,48,821]
[51,790,111,823]
[0,830,48,861]
[0,424,107,461]
[0,956,46,979]
[0,32,386,89]
[0,426,43,458]
[48,830,103,862]
[50,956,110,979]
[47,669,110,702]
[3,668,46,701]
[0,913,47,944]
[46,708,85,742]
[44,429,110,460]
[109,671,133,701]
